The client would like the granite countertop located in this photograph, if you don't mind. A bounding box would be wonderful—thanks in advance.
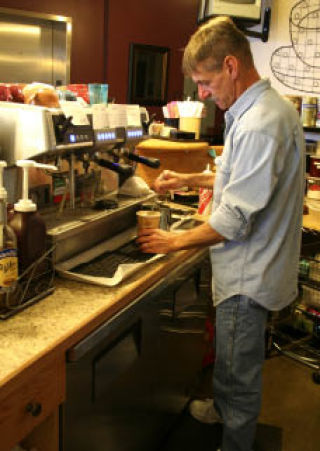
[0,247,206,389]
[0,212,316,390]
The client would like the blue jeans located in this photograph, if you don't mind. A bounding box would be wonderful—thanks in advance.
[213,295,269,451]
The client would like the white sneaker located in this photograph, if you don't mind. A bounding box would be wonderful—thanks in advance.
[189,398,222,424]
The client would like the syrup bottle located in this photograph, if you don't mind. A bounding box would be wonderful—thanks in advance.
[9,160,57,274]
[0,161,18,292]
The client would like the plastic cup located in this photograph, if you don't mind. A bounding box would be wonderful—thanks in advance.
[100,84,108,105]
[88,83,101,105]
[179,117,201,139]
[136,210,160,233]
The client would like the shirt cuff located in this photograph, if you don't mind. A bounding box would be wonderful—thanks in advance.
[208,203,248,241]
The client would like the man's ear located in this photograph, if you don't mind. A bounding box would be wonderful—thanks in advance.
[224,55,239,80]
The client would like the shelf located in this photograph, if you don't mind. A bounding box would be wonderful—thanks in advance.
[306,176,320,181]
[304,127,320,134]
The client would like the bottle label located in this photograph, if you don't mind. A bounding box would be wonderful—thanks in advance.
[198,188,213,216]
[0,249,18,287]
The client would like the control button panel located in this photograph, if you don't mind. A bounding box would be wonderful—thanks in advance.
[95,130,117,142]
[126,127,143,140]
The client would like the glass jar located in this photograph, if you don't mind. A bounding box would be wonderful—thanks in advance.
[302,96,317,127]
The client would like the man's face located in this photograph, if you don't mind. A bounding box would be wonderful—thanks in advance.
[191,58,235,111]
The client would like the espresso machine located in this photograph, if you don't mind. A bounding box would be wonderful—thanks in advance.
[43,105,161,265]
[0,101,165,317]
[0,100,166,272]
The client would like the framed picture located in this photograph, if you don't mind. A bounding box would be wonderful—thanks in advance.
[128,43,169,106]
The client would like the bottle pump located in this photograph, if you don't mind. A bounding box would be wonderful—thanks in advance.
[9,160,57,274]
[14,160,57,212]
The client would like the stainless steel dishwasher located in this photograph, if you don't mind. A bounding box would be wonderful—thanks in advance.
[60,251,210,451]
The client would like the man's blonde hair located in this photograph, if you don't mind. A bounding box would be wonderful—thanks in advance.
[183,16,254,75]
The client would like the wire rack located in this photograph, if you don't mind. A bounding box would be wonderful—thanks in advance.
[298,255,320,337]
[0,246,55,320]
[268,254,320,381]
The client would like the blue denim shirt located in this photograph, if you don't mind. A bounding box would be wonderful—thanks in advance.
[209,79,305,311]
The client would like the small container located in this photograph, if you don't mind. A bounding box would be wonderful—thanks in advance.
[88,83,108,105]
[159,205,171,230]
[136,210,160,233]
[316,97,320,128]
[88,83,101,105]
[307,180,320,200]
[198,164,213,216]
[309,155,320,177]
[305,140,317,154]
[100,84,108,104]
[149,122,164,136]
[302,96,317,127]
[179,117,201,139]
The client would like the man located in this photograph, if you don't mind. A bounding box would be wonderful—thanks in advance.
[137,17,305,451]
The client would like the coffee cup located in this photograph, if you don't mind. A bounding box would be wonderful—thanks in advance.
[136,210,161,233]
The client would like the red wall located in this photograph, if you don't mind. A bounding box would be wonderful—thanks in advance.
[0,1,199,117]
[106,0,199,115]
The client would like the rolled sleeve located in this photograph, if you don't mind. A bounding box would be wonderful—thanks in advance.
[210,130,280,241]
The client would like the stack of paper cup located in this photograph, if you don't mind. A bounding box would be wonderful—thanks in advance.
[177,100,204,139]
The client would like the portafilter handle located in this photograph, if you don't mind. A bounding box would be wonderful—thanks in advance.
[93,153,134,177]
[123,151,160,169]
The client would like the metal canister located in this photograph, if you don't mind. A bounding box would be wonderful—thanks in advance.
[302,96,317,127]
[316,97,320,128]
[159,205,171,230]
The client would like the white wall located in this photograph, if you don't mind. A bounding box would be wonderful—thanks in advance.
[250,0,320,96]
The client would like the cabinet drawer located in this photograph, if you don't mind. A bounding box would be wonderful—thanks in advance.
[0,352,65,451]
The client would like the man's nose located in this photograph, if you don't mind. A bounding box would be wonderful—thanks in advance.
[198,84,211,100]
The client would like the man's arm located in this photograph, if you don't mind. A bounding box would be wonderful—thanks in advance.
[153,170,214,193]
[137,222,225,254]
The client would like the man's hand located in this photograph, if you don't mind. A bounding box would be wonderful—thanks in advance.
[153,169,214,193]
[153,170,188,194]
[137,222,225,254]
[137,228,179,254]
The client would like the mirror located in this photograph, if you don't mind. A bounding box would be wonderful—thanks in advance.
[128,43,169,106]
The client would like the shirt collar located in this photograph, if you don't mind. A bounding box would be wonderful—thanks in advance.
[225,78,271,125]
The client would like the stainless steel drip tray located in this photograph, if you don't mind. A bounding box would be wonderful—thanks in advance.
[55,227,163,287]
